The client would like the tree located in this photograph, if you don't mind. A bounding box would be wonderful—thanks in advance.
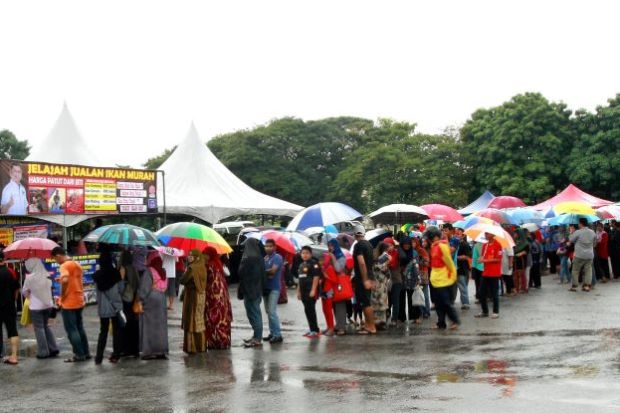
[460,93,573,204]
[143,146,176,170]
[0,129,30,160]
[568,94,620,200]
[330,119,468,212]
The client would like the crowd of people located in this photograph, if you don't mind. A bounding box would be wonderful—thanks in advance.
[0,218,619,363]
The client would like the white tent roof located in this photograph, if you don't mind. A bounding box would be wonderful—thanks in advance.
[26,103,104,166]
[158,123,303,223]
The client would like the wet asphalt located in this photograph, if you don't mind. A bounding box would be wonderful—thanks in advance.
[2,274,620,413]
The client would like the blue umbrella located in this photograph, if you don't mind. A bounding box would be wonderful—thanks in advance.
[506,208,544,225]
[286,202,362,232]
[548,214,599,226]
[453,215,497,230]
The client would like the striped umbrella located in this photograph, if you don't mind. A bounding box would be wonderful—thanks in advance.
[83,224,160,247]
[286,202,362,232]
[156,222,232,255]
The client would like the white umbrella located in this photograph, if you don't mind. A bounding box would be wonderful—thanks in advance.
[521,223,539,233]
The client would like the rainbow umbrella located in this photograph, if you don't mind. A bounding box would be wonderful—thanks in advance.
[465,223,515,249]
[453,215,497,230]
[156,222,232,255]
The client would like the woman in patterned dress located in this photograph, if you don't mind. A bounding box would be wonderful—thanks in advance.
[203,247,233,349]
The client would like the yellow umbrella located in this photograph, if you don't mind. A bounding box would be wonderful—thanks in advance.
[464,223,515,249]
[553,201,595,216]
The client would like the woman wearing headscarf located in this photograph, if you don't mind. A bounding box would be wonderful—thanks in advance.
[513,229,530,294]
[93,245,123,364]
[238,238,266,348]
[119,249,140,358]
[22,257,59,359]
[413,237,431,319]
[327,239,349,335]
[180,249,207,354]
[204,247,233,349]
[137,250,169,360]
[398,236,415,322]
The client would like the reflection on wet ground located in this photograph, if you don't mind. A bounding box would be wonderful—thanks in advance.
[4,279,620,412]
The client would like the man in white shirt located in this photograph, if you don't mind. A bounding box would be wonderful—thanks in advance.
[1,163,28,215]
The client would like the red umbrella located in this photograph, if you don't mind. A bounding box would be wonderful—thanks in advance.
[259,230,298,256]
[420,204,464,222]
[473,208,516,225]
[487,196,526,210]
[4,238,60,260]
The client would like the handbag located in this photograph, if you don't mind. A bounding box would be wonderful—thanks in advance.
[49,306,59,319]
[132,298,144,314]
[412,286,425,307]
[333,274,354,302]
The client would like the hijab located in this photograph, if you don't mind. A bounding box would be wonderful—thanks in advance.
[147,250,166,280]
[188,249,207,291]
[93,245,121,291]
[327,239,344,260]
[242,238,265,261]
[132,247,148,272]
[24,258,52,302]
[399,236,414,262]
[204,246,224,276]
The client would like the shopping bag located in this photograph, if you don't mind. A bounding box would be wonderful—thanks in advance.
[21,298,32,326]
[412,286,425,307]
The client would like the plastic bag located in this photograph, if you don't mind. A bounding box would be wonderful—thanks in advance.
[21,298,32,326]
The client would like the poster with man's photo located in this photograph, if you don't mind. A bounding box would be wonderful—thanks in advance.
[0,159,159,216]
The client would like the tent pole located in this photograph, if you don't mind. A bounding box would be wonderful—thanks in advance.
[160,170,167,226]
[62,215,68,250]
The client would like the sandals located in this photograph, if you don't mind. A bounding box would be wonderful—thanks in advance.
[64,357,85,363]
[3,358,18,365]
[356,328,376,335]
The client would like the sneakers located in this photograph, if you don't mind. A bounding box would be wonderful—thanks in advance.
[269,336,283,344]
[243,339,262,348]
[474,313,488,318]
[262,335,273,342]
[490,313,499,319]
[304,331,320,339]
[461,305,470,310]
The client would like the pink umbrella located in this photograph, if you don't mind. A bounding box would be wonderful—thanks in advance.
[4,238,60,260]
[487,196,526,210]
[473,208,516,225]
[596,205,620,220]
[420,204,464,222]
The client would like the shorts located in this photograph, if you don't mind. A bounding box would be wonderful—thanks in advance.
[354,279,372,309]
[166,279,177,298]
[0,311,18,338]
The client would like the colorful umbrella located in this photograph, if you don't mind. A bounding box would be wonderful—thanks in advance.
[595,205,620,220]
[400,223,414,233]
[487,196,527,210]
[453,215,497,230]
[281,231,315,250]
[369,204,428,224]
[548,214,599,226]
[464,223,516,249]
[286,202,363,232]
[506,208,544,225]
[83,224,160,247]
[553,201,595,216]
[154,246,185,257]
[156,222,232,255]
[4,238,60,260]
[246,230,297,256]
[420,204,464,222]
[473,208,517,225]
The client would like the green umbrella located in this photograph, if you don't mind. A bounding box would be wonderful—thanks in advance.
[83,224,160,247]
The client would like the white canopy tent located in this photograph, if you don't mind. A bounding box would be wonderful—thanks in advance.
[25,103,102,227]
[157,123,303,224]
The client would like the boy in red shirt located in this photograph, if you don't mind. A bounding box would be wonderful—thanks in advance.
[476,232,503,319]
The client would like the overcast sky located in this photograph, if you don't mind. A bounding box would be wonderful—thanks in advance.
[1,0,619,168]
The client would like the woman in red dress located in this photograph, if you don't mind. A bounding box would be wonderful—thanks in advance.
[203,247,233,349]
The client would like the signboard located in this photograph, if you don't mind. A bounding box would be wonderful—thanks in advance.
[0,223,49,247]
[46,254,99,305]
[0,227,13,245]
[0,160,158,216]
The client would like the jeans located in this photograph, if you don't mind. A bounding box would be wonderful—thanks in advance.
[457,275,470,306]
[30,309,58,358]
[61,308,90,360]
[433,286,460,329]
[263,290,282,338]
[480,277,500,315]
[244,297,263,340]
[390,283,402,322]
[560,256,571,283]
[96,316,121,362]
[572,257,593,286]
[422,284,431,317]
[472,268,483,300]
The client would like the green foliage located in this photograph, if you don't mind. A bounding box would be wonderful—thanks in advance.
[0,129,30,160]
[568,94,620,200]
[460,93,573,204]
[143,146,176,170]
